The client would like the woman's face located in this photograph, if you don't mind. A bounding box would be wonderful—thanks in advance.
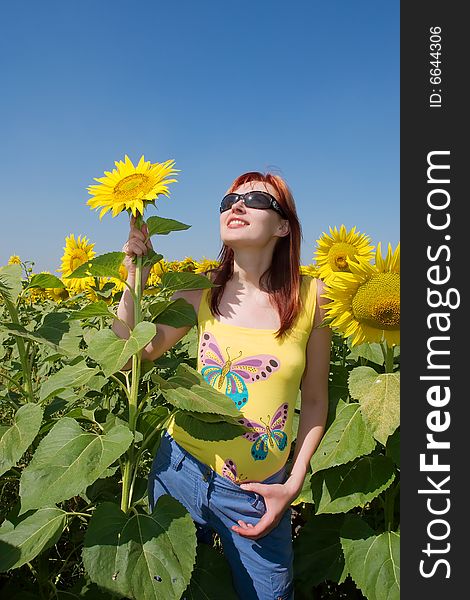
[220,180,288,248]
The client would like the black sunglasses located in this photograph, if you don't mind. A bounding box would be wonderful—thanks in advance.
[220,191,287,218]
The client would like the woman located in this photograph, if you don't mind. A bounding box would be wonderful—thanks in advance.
[113,171,331,600]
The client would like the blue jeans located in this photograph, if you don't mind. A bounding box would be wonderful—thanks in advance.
[148,430,294,600]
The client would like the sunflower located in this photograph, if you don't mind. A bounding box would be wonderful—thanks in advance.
[314,225,374,280]
[23,271,50,305]
[143,259,170,295]
[322,242,400,347]
[194,257,220,275]
[109,264,128,295]
[87,155,178,220]
[176,257,198,273]
[8,255,22,265]
[47,284,69,303]
[58,234,96,294]
[300,264,320,278]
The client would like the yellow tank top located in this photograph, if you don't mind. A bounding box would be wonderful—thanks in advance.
[166,275,318,483]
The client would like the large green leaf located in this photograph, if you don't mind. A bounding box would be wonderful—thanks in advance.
[159,272,216,292]
[19,418,133,513]
[312,455,396,514]
[173,412,246,441]
[183,543,238,599]
[0,507,67,571]
[68,252,125,280]
[87,321,156,376]
[39,363,100,403]
[25,273,65,290]
[146,216,191,236]
[82,497,197,600]
[149,298,197,328]
[0,264,23,303]
[0,404,43,477]
[341,519,400,600]
[311,403,376,473]
[153,363,241,417]
[67,301,117,321]
[0,313,79,356]
[347,343,385,366]
[293,514,373,590]
[349,367,400,445]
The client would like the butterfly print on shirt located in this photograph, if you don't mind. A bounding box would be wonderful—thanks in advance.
[221,458,247,485]
[238,402,289,461]
[199,331,280,408]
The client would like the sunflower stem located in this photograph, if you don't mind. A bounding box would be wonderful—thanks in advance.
[4,296,34,402]
[384,344,394,373]
[121,214,144,514]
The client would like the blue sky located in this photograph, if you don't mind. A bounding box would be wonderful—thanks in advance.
[1,0,399,273]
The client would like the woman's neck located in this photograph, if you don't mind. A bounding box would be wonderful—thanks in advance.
[230,250,273,293]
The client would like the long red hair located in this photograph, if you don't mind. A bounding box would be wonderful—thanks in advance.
[204,171,304,339]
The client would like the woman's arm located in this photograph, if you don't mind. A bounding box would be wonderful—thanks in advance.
[111,217,194,369]
[284,278,332,499]
[112,216,152,338]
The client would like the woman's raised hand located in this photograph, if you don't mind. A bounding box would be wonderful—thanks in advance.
[122,216,154,278]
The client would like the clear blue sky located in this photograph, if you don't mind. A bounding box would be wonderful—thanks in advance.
[1,0,399,273]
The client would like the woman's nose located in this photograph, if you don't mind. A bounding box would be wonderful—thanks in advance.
[231,198,245,211]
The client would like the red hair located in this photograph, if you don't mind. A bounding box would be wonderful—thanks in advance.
[205,171,304,339]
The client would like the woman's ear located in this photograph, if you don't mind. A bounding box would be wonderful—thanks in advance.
[279,220,290,236]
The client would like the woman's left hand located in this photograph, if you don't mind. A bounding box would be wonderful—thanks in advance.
[231,481,296,540]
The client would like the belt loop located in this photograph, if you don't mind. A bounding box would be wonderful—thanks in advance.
[170,441,186,470]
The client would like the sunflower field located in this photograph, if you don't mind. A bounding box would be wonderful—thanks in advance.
[0,156,400,600]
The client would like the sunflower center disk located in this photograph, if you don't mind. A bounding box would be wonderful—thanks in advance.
[113,174,150,200]
[352,273,400,331]
[328,243,358,272]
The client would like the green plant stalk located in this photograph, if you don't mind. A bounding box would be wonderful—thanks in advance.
[121,214,144,513]
[4,296,34,402]
[382,343,395,374]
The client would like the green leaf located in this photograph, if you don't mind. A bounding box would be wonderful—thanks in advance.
[159,272,216,292]
[386,428,400,467]
[311,403,376,473]
[0,264,23,303]
[0,313,79,356]
[39,363,100,403]
[293,514,364,589]
[349,367,400,445]
[25,273,65,291]
[0,404,44,477]
[341,521,400,600]
[153,363,241,417]
[146,216,191,236]
[87,321,156,377]
[312,455,396,514]
[68,252,125,280]
[173,412,246,441]
[67,301,117,321]
[149,298,197,328]
[0,507,67,571]
[82,497,197,600]
[19,418,133,513]
[183,543,238,599]
[347,343,385,366]
[141,250,164,269]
